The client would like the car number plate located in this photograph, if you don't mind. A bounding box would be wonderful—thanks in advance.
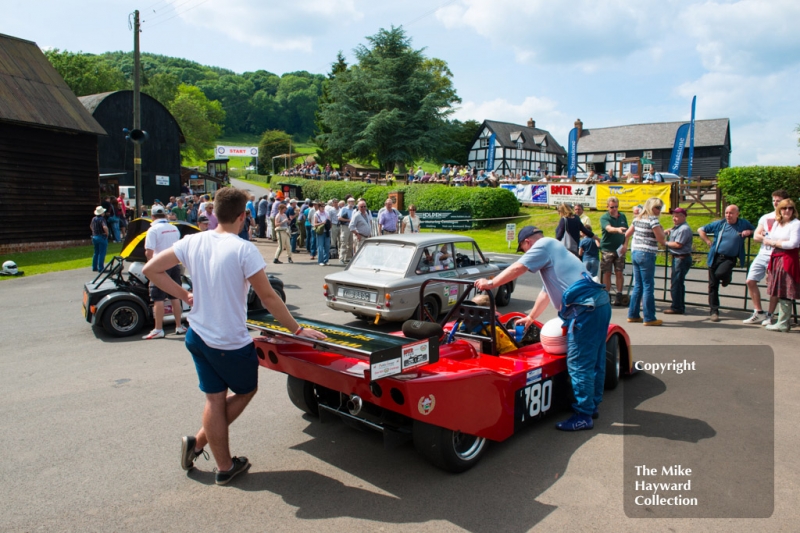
[338,287,376,303]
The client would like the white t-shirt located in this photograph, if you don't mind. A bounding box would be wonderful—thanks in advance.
[172,231,267,350]
[144,219,180,254]
[756,212,776,258]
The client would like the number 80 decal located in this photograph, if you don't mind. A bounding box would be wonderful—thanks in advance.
[520,380,552,421]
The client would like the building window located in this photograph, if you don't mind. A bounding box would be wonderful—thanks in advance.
[643,164,652,172]
[517,141,523,150]
[480,138,489,147]
[476,160,485,169]
[643,151,653,159]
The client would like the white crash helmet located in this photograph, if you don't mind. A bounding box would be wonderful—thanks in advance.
[127,262,148,284]
[540,317,568,355]
[2,260,18,275]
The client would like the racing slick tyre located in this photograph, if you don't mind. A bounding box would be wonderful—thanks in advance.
[495,283,512,307]
[101,300,146,337]
[604,334,621,390]
[287,376,319,417]
[412,420,488,473]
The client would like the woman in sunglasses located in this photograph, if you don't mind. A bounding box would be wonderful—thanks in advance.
[763,199,800,332]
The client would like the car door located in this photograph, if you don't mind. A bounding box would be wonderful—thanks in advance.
[414,242,460,313]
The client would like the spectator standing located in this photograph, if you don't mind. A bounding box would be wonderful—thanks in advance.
[621,198,667,326]
[555,203,594,257]
[90,206,109,272]
[573,204,591,228]
[186,200,198,225]
[286,199,299,252]
[304,200,317,260]
[246,195,256,236]
[269,194,280,242]
[107,197,121,243]
[698,205,754,322]
[578,225,600,277]
[378,199,400,234]
[273,203,293,264]
[204,203,219,230]
[663,208,694,315]
[297,199,309,251]
[142,205,184,340]
[743,190,790,325]
[763,199,800,332]
[349,201,372,256]
[256,195,268,238]
[117,192,128,239]
[338,198,355,263]
[312,201,330,266]
[401,204,421,234]
[326,200,340,254]
[172,199,187,221]
[600,197,629,306]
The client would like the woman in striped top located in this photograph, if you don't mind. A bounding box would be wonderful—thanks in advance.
[621,198,667,326]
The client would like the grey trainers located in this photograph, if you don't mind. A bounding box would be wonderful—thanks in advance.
[180,436,207,471]
[215,456,251,485]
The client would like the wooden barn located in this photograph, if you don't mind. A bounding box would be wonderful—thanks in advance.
[466,119,567,176]
[574,118,731,177]
[79,91,184,204]
[0,33,107,253]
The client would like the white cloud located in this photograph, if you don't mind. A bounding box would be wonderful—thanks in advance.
[454,95,569,139]
[149,0,363,53]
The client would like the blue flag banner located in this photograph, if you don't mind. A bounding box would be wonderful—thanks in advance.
[567,128,578,178]
[486,133,496,171]
[669,123,690,175]
[687,96,696,178]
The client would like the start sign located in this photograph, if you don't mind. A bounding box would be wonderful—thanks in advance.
[216,145,259,157]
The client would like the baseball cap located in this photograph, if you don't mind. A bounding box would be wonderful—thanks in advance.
[151,205,166,215]
[516,225,544,252]
[673,207,688,215]
[198,215,209,223]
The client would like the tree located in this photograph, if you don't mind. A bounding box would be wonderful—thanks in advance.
[315,52,350,168]
[142,72,180,107]
[44,49,128,96]
[318,27,461,173]
[437,119,481,165]
[257,130,294,174]
[168,84,225,162]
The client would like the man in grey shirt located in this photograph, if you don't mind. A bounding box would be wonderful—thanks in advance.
[476,226,611,432]
[348,201,372,256]
[664,208,693,314]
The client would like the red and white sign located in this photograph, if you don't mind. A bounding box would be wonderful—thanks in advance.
[216,145,259,157]
[547,183,596,208]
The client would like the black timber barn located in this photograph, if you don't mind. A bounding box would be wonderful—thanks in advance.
[574,118,731,178]
[466,119,567,176]
[0,33,107,252]
[79,91,184,205]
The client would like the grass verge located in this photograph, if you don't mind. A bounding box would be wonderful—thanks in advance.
[0,242,123,281]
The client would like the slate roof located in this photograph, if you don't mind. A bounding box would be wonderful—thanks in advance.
[482,120,566,155]
[0,33,106,135]
[576,119,729,153]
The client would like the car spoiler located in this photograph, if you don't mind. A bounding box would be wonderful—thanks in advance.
[246,310,439,381]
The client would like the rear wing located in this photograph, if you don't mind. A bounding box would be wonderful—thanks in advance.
[247,310,439,381]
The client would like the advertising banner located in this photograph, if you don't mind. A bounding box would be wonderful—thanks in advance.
[669,123,690,175]
[547,183,596,208]
[486,133,496,171]
[597,184,673,212]
[215,145,259,158]
[500,184,548,205]
[417,211,472,230]
[567,128,578,178]
[687,96,696,178]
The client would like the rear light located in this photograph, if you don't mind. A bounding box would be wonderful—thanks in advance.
[385,293,391,308]
[323,283,328,297]
[90,305,97,314]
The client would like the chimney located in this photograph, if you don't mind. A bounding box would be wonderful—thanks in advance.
[527,117,535,128]
[574,118,583,138]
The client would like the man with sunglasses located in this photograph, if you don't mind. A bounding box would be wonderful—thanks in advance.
[475,226,611,432]
[348,201,372,256]
[600,197,628,306]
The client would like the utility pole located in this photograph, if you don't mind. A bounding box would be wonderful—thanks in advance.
[133,10,142,217]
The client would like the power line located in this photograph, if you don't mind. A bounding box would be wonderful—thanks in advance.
[402,0,459,27]
[145,0,211,29]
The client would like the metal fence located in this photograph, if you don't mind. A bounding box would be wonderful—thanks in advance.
[625,235,798,323]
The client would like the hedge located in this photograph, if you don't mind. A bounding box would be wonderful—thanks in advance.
[261,179,519,227]
[718,166,800,223]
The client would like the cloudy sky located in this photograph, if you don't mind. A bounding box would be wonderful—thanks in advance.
[4,0,799,166]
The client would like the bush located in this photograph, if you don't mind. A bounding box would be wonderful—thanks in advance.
[718,167,800,223]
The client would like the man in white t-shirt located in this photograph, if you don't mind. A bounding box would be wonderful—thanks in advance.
[143,188,326,486]
[742,190,790,325]
[143,205,183,340]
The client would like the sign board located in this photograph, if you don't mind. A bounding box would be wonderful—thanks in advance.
[501,184,548,205]
[506,223,516,249]
[215,145,259,158]
[155,175,170,186]
[416,211,472,230]
[547,183,596,208]
[597,184,672,212]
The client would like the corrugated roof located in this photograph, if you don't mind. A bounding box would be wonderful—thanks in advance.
[577,119,729,153]
[0,33,106,135]
[482,120,566,155]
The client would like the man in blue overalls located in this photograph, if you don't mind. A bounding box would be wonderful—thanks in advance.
[475,226,612,430]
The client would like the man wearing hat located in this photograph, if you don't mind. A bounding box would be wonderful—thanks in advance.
[142,205,184,339]
[475,226,612,431]
[90,206,109,272]
[664,208,694,315]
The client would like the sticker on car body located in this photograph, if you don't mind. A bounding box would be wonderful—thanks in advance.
[371,358,401,380]
[402,339,430,369]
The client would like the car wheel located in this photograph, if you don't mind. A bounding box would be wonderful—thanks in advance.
[286,375,319,417]
[101,301,145,337]
[421,295,440,321]
[605,333,621,390]
[495,283,511,307]
[413,420,488,473]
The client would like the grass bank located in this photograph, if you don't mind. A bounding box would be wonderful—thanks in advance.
[0,242,123,281]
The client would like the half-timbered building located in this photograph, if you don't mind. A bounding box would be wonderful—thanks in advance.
[0,33,107,253]
[466,119,567,176]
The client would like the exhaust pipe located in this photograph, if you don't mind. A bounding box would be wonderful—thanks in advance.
[346,394,363,416]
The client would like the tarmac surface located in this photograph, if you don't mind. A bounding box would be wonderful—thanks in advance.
[0,180,796,532]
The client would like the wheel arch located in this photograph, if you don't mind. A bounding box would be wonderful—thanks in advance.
[94,292,150,325]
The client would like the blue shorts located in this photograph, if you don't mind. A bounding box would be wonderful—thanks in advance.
[185,328,258,395]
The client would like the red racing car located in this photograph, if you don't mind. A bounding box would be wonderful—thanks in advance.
[248,279,632,473]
